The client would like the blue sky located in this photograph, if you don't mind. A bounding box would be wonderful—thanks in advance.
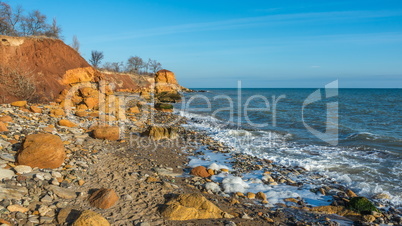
[6,0,402,88]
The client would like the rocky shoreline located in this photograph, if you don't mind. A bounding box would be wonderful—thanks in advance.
[0,101,401,226]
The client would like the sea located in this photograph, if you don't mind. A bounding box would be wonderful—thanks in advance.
[174,88,402,207]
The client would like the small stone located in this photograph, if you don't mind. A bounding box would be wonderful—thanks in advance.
[146,176,159,183]
[41,195,53,203]
[0,153,15,162]
[247,192,255,199]
[58,119,78,128]
[11,101,27,107]
[51,171,62,178]
[40,216,53,224]
[29,216,40,224]
[207,169,215,176]
[230,198,240,205]
[51,178,60,185]
[284,198,298,203]
[363,215,376,222]
[346,189,358,198]
[0,122,7,132]
[35,173,45,180]
[0,115,13,122]
[241,213,253,220]
[7,204,29,213]
[235,192,245,197]
[122,194,133,201]
[78,179,85,186]
[256,192,267,201]
[0,169,15,180]
[13,165,33,174]
[221,168,229,173]
[38,205,52,216]
[265,217,274,223]
[30,106,42,113]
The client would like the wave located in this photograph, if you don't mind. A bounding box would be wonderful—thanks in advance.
[176,109,402,207]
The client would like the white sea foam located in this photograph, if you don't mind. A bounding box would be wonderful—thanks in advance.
[179,109,402,207]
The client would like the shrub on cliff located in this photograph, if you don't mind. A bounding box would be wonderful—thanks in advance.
[0,66,38,102]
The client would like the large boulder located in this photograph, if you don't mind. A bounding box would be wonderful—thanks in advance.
[88,188,119,209]
[17,134,66,169]
[161,193,233,220]
[72,210,110,226]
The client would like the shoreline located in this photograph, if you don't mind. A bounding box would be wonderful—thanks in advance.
[0,102,401,225]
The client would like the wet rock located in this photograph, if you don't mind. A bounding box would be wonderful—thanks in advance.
[256,192,267,201]
[88,188,119,209]
[190,166,210,178]
[17,133,66,169]
[161,193,232,220]
[72,210,110,226]
[348,197,378,213]
[372,193,391,200]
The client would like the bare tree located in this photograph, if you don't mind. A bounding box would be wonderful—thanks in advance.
[71,35,80,52]
[0,2,62,38]
[45,18,62,39]
[20,10,48,36]
[103,62,124,73]
[89,50,104,68]
[0,2,12,35]
[126,56,144,73]
[148,59,162,74]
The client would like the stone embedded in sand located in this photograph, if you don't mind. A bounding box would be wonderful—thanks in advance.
[72,210,110,226]
[0,115,13,122]
[161,193,233,220]
[10,101,27,107]
[13,165,32,174]
[30,106,42,113]
[143,126,178,140]
[58,119,78,128]
[0,122,7,132]
[17,133,66,169]
[92,126,120,141]
[190,166,211,178]
[88,188,119,209]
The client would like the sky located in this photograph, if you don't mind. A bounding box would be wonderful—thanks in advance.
[5,0,402,88]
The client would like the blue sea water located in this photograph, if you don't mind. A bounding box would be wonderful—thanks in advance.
[175,88,402,206]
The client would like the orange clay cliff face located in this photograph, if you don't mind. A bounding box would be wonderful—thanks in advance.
[0,35,186,104]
